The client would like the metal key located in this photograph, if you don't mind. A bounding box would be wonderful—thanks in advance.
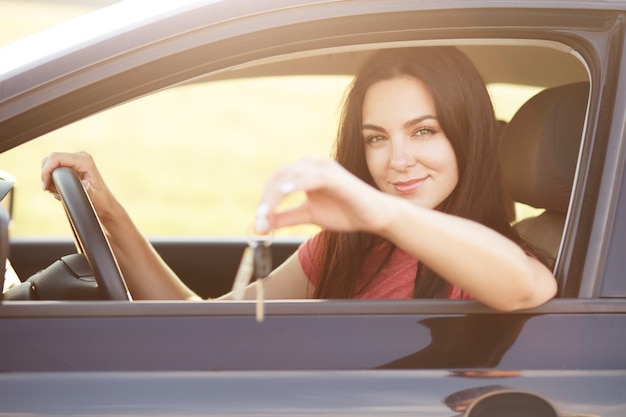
[252,241,272,322]
[253,243,272,280]
[230,235,273,322]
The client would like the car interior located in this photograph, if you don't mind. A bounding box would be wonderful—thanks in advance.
[500,81,589,289]
[1,41,591,302]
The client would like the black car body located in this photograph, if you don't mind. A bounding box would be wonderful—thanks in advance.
[0,0,625,415]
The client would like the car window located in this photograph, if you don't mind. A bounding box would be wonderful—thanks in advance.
[0,3,601,307]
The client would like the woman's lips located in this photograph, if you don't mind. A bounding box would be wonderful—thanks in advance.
[392,178,426,195]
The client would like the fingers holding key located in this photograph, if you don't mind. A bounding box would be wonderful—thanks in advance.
[254,158,387,234]
[255,158,337,231]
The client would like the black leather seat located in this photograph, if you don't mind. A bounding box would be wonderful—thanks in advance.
[500,82,589,265]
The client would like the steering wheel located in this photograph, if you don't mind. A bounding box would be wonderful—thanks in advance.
[52,167,131,300]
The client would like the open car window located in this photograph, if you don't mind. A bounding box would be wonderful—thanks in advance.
[0,38,591,304]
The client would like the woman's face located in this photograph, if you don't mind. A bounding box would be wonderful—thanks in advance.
[362,76,459,209]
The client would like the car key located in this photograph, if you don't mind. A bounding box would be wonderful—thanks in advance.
[253,242,272,280]
[231,234,272,322]
[252,242,272,322]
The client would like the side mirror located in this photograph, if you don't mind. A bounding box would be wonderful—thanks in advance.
[0,170,14,221]
[0,206,8,298]
[0,175,14,298]
[466,390,558,417]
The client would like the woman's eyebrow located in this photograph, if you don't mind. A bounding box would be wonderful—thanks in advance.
[403,115,438,129]
[361,115,438,132]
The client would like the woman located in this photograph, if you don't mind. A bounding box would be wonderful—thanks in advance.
[41,47,557,311]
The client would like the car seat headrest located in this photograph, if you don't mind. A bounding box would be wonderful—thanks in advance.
[500,82,589,213]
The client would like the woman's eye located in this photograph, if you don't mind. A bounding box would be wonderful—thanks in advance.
[414,128,434,137]
[365,135,386,144]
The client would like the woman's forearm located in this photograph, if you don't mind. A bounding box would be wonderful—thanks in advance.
[99,201,201,300]
[377,196,556,311]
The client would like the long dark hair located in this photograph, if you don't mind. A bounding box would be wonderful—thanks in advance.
[313,46,535,299]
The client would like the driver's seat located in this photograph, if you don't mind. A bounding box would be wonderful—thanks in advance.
[499,82,589,266]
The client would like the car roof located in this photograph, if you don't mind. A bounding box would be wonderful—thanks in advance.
[0,0,623,80]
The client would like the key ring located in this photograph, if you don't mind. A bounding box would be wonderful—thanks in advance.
[246,223,274,248]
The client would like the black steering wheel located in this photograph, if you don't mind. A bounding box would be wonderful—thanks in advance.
[52,167,131,300]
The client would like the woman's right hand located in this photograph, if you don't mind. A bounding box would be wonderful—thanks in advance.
[41,151,117,220]
[254,157,392,235]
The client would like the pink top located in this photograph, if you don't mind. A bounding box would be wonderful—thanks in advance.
[298,233,472,299]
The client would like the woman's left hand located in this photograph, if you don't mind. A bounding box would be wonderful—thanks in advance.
[255,158,391,234]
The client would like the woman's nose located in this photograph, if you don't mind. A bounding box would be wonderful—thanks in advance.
[389,140,415,171]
